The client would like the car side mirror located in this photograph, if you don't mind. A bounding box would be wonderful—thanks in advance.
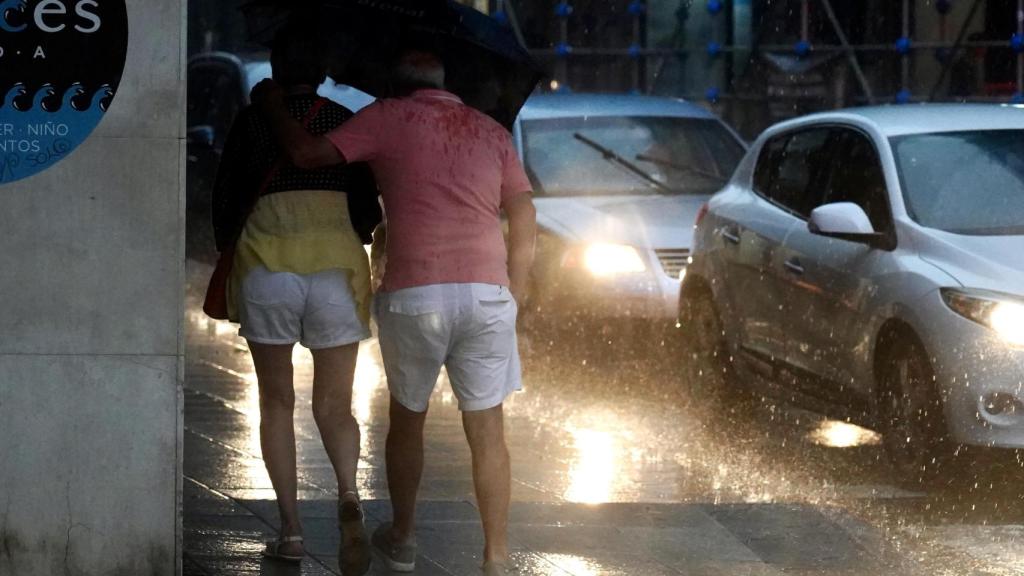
[187,125,216,149]
[809,202,892,249]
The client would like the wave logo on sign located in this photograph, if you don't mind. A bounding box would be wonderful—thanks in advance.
[0,0,128,185]
[1,83,113,182]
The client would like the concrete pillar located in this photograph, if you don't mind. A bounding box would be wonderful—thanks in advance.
[0,0,185,574]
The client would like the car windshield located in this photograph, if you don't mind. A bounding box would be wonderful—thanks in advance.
[892,130,1024,236]
[522,116,745,197]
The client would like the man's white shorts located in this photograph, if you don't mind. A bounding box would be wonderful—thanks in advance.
[375,283,522,412]
[238,266,370,349]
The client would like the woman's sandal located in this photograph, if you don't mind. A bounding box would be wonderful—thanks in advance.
[338,492,371,575]
[262,535,304,563]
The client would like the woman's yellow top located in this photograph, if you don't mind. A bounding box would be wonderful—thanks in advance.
[228,190,371,325]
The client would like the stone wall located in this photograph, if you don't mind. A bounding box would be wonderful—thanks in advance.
[0,0,185,574]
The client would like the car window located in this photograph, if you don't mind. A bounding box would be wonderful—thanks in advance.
[892,130,1024,235]
[752,134,785,194]
[753,128,833,217]
[820,130,892,232]
[521,116,745,197]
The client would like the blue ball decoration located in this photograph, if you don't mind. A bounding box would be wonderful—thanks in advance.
[895,89,912,104]
[794,40,811,57]
[936,0,953,14]
[1012,33,1024,53]
[493,10,509,24]
[555,42,573,57]
[706,41,722,57]
[1012,92,1024,104]
[628,0,646,16]
[895,37,912,55]
[628,43,643,59]
[555,2,573,18]
[705,87,720,102]
[707,0,723,15]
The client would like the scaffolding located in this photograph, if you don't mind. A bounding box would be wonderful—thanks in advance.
[507,0,1024,105]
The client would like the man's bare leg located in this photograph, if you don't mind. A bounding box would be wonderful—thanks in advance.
[386,396,428,542]
[462,404,511,564]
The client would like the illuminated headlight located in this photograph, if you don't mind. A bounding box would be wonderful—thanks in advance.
[582,243,646,276]
[941,288,1024,346]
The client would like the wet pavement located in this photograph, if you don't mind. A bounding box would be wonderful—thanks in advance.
[182,260,1024,575]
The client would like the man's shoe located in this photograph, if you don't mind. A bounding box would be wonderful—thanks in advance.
[338,498,370,576]
[371,522,416,572]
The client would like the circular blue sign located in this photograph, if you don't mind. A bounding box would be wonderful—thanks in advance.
[0,0,128,185]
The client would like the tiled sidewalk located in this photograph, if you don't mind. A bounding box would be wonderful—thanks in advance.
[184,482,907,576]
[182,262,923,575]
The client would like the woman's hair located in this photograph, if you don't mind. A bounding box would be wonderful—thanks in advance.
[270,26,327,88]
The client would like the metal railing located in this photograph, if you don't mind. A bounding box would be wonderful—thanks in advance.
[499,0,1024,105]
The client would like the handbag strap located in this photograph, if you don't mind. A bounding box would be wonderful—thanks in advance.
[256,96,330,196]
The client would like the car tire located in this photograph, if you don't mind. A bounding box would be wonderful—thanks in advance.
[518,276,585,359]
[679,285,735,393]
[877,335,957,486]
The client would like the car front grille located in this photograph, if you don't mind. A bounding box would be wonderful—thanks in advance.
[654,248,690,279]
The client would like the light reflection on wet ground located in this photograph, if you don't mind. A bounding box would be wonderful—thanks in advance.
[540,554,601,575]
[807,421,883,449]
[184,263,1024,575]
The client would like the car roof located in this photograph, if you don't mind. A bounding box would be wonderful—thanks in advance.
[773,104,1024,137]
[518,93,718,121]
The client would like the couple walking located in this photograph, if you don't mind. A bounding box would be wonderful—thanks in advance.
[211,27,536,575]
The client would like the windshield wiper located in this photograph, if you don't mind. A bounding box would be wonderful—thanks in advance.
[635,154,727,183]
[572,132,673,194]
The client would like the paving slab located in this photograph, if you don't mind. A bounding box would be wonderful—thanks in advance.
[181,260,937,575]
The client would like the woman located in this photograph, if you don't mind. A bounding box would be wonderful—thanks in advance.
[210,26,380,574]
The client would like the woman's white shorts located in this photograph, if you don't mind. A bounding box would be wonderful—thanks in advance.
[238,266,370,349]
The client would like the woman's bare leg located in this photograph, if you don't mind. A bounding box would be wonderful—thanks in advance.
[310,343,361,495]
[249,341,303,556]
[311,343,368,572]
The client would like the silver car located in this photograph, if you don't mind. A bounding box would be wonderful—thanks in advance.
[514,93,746,327]
[682,104,1024,479]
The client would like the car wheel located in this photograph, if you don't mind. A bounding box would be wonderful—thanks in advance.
[517,275,582,359]
[878,336,955,485]
[679,286,735,392]
[517,276,546,356]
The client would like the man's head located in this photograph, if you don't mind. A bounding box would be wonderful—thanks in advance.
[391,49,446,96]
[270,26,327,88]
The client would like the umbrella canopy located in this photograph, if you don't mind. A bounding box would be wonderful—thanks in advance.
[240,0,542,129]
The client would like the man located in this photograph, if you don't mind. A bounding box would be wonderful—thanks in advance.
[253,49,536,575]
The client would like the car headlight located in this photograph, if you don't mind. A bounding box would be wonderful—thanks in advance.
[581,243,646,276]
[941,288,1024,346]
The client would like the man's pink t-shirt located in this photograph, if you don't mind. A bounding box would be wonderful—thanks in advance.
[325,89,532,292]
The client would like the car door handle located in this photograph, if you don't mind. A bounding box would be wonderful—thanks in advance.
[721,227,741,245]
[784,258,805,275]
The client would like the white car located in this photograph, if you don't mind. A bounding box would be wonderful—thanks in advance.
[682,104,1024,479]
[514,94,746,328]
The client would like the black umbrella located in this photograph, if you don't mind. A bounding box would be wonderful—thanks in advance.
[240,0,542,129]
